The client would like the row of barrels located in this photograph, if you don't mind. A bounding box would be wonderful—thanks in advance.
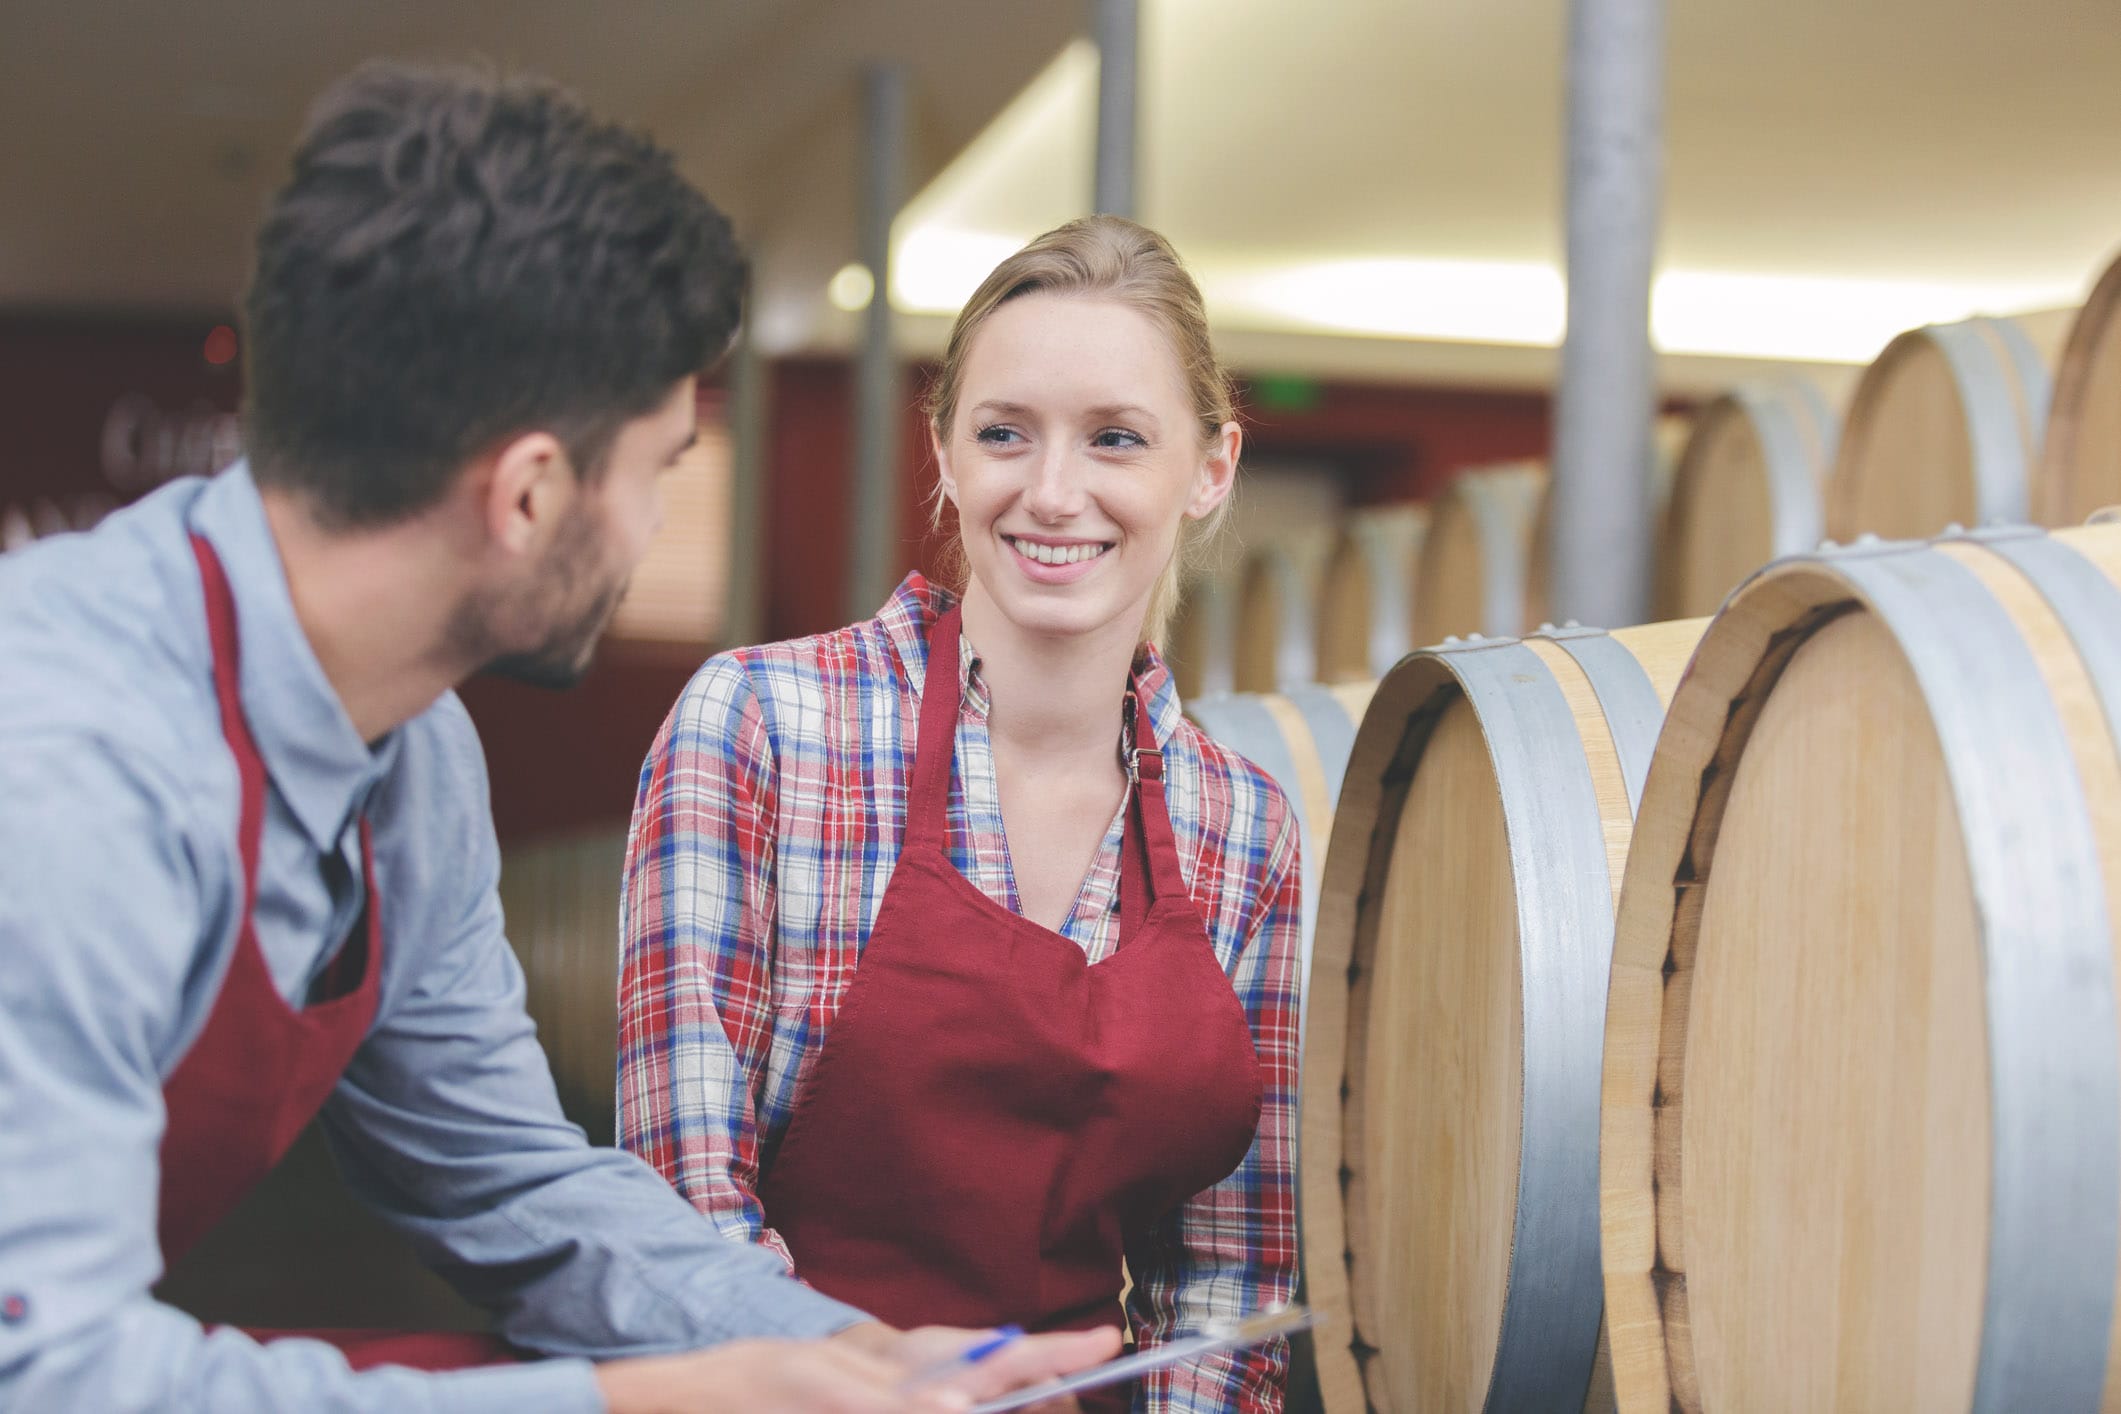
[1176,245,2121,697]
[1191,517,2121,1411]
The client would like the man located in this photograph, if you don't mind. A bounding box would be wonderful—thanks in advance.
[0,61,1116,1412]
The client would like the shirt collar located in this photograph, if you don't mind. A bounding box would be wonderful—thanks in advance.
[875,572,1180,750]
[189,462,396,851]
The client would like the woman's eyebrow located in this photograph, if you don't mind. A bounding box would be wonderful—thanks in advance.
[1084,403,1159,427]
[968,399,1161,429]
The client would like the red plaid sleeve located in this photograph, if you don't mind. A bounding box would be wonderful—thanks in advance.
[617,655,796,1269]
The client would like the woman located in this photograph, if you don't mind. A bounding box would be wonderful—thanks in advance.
[618,216,1300,1413]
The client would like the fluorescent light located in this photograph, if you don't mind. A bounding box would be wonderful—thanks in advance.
[892,228,1026,313]
[887,227,2083,362]
[1214,258,1567,347]
[828,262,875,312]
[1649,270,2079,362]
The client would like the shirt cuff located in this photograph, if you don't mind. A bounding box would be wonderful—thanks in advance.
[697,1276,873,1342]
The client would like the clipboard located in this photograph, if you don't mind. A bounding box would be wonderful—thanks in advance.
[969,1304,1325,1413]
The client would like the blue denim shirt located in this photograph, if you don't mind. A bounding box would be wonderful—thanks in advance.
[0,466,865,1412]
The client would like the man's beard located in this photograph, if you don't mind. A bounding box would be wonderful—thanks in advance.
[478,577,627,689]
[453,509,629,690]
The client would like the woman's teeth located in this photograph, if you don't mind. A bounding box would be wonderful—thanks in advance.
[1010,538,1110,566]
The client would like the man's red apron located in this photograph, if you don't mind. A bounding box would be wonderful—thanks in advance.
[154,534,512,1371]
[759,604,1266,1409]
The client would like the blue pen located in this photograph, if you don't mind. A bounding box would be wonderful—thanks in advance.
[899,1325,1025,1390]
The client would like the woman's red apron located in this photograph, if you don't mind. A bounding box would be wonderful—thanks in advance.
[154,534,513,1371]
[759,604,1265,1408]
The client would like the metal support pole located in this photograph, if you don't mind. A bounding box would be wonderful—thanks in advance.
[1549,0,1665,630]
[1093,0,1139,217]
[850,62,908,622]
[723,284,768,648]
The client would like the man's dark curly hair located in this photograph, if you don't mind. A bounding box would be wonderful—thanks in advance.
[242,60,745,526]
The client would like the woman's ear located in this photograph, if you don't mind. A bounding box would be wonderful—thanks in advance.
[1187,420,1242,520]
[932,426,961,510]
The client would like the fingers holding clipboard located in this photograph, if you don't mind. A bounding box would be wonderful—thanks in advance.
[970,1305,1325,1413]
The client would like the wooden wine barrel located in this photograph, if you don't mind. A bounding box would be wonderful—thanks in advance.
[499,827,628,1138]
[1316,505,1429,684]
[1525,418,1690,631]
[1188,681,1378,1024]
[1603,525,2121,1411]
[1166,570,1237,702]
[1301,616,1707,1413]
[1655,381,1838,618]
[1826,316,2053,540]
[1413,462,1544,646]
[1234,538,1333,694]
[2039,249,2121,527]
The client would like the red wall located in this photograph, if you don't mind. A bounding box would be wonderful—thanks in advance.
[0,317,244,518]
[1239,378,1554,505]
[763,358,953,643]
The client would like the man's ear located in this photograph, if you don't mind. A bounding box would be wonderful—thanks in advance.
[481,431,571,556]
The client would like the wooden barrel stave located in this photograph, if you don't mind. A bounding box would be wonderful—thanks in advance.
[1167,571,1238,702]
[1303,617,1703,1413]
[2040,249,2121,526]
[1656,381,1837,619]
[1187,683,1374,1019]
[1827,317,2052,541]
[1602,528,2121,1411]
[1318,505,1429,683]
[1235,535,1334,695]
[1415,462,1545,646]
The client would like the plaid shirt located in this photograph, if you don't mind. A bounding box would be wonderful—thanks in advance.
[618,575,1300,1414]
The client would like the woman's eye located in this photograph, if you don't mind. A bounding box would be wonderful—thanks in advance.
[1092,429,1147,450]
[974,424,1021,446]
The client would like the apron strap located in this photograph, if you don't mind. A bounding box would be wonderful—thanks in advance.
[189,534,267,930]
[1124,685,1193,910]
[904,604,968,853]
[912,604,1191,935]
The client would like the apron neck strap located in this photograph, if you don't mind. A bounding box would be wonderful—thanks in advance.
[1122,684,1191,912]
[904,603,970,852]
[190,534,267,920]
[908,603,1191,924]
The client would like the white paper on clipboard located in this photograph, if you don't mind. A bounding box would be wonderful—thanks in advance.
[968,1305,1324,1413]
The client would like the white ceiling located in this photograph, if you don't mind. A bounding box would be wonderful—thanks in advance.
[859,0,2121,387]
[0,0,1074,311]
[4,0,2119,391]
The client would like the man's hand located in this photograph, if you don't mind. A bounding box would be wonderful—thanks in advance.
[839,1322,1123,1410]
[590,1323,1121,1414]
[594,1336,967,1414]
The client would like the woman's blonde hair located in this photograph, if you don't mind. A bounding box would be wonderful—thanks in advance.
[925,214,1236,647]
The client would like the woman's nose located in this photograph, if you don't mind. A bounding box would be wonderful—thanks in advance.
[1024,450,1090,522]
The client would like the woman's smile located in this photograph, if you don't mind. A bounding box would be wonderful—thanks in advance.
[1004,533,1116,583]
